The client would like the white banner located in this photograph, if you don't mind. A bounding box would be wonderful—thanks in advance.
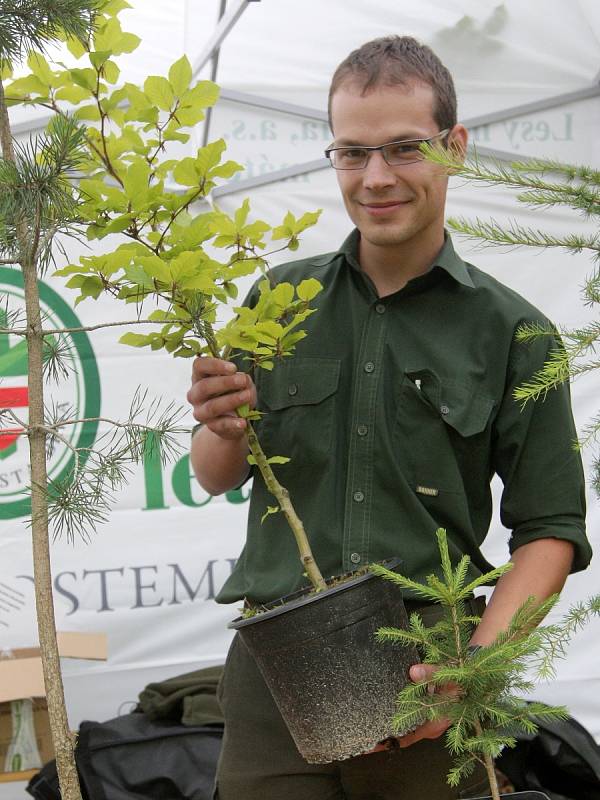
[1,0,599,745]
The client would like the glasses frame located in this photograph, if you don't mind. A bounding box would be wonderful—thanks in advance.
[324,129,450,170]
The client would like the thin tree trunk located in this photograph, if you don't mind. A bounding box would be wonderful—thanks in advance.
[0,78,82,800]
[473,720,501,800]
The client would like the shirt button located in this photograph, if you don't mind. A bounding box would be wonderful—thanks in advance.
[375,303,386,314]
[350,552,361,565]
[353,490,365,503]
[288,383,298,396]
[440,404,450,415]
[357,424,368,437]
[364,361,375,373]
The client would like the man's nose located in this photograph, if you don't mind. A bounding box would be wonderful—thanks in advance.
[362,150,397,190]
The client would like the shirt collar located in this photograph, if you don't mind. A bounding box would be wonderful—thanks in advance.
[337,228,476,290]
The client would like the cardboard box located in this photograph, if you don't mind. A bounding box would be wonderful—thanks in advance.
[0,632,107,777]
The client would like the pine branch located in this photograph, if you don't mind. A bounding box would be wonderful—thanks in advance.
[509,157,600,188]
[423,142,600,213]
[0,0,99,64]
[41,391,187,543]
[446,216,600,261]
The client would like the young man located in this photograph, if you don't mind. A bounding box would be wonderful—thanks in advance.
[188,36,591,800]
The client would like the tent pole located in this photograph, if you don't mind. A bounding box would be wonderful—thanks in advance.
[191,0,260,78]
[202,0,228,147]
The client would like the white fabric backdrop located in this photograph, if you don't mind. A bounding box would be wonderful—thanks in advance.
[0,0,599,744]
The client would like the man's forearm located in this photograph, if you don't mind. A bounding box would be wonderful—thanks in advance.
[470,537,575,647]
[191,426,250,496]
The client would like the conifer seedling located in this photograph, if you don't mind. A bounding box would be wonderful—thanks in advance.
[373,529,600,800]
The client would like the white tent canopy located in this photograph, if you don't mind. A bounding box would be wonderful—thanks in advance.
[1,0,600,761]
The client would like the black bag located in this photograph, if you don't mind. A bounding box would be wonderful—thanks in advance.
[496,713,600,800]
[26,713,223,800]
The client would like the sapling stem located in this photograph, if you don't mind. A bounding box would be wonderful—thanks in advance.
[244,421,327,592]
[204,338,326,592]
[474,719,501,800]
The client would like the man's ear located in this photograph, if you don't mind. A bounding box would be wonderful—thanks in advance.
[447,124,468,164]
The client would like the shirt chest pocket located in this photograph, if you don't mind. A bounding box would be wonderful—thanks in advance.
[395,368,495,493]
[256,357,341,468]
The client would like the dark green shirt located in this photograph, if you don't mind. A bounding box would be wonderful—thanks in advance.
[216,230,591,604]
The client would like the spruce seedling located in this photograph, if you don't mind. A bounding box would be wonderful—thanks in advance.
[372,529,600,800]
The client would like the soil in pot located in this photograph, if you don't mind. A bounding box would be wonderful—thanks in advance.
[229,562,419,764]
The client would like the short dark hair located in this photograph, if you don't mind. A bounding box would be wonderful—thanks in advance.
[328,35,457,133]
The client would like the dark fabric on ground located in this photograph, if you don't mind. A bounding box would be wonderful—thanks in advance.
[136,664,224,727]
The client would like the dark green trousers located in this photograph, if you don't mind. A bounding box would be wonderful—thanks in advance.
[214,632,489,800]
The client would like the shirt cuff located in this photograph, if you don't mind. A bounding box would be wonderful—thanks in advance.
[509,519,592,573]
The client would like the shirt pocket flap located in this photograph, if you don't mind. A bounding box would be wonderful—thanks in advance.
[260,357,341,411]
[438,382,495,437]
[405,369,494,438]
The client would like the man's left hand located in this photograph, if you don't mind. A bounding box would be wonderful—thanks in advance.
[366,663,455,753]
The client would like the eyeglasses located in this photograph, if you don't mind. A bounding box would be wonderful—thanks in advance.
[324,129,450,170]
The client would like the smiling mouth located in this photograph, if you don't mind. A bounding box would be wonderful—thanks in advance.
[360,200,411,214]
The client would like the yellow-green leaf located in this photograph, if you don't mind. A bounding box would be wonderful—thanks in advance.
[175,104,206,126]
[55,84,89,103]
[74,104,102,121]
[144,75,174,111]
[69,68,96,91]
[103,60,120,84]
[196,139,226,177]
[173,157,199,187]
[123,158,150,200]
[137,255,171,283]
[27,52,53,85]
[183,80,219,109]
[4,74,48,99]
[266,456,290,465]
[94,17,140,55]
[169,54,192,96]
[261,506,279,524]
[209,160,244,180]
[120,332,153,347]
[234,198,250,229]
[103,0,132,16]
[271,282,294,307]
[296,209,322,231]
[66,35,87,59]
[296,278,322,302]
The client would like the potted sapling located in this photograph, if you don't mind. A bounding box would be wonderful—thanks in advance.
[3,3,421,764]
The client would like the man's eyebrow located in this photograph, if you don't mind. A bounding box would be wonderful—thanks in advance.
[331,134,425,147]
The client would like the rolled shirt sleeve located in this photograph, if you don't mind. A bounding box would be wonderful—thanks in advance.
[492,323,591,572]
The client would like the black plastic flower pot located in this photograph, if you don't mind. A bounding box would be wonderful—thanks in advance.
[229,561,419,763]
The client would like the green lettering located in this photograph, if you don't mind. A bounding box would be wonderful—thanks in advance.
[172,453,211,507]
[225,486,251,504]
[142,432,169,510]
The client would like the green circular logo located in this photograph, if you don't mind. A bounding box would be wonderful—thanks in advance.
[0,268,101,519]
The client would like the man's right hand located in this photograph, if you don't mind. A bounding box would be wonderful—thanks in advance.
[187,357,257,440]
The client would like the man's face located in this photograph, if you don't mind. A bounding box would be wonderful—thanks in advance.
[329,81,463,254]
